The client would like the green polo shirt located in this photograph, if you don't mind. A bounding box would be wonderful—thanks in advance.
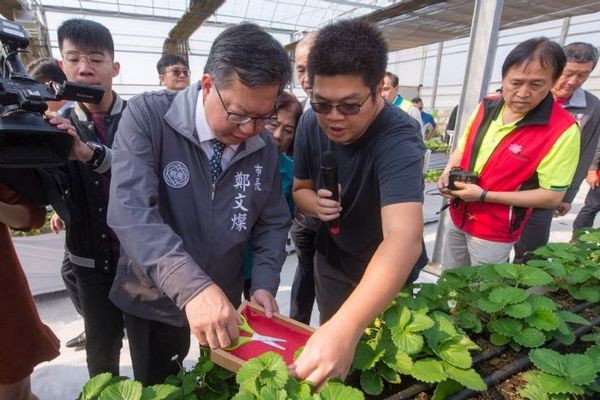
[458,104,580,190]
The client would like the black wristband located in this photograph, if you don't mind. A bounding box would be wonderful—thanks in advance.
[479,189,488,203]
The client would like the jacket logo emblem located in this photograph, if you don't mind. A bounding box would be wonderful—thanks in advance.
[163,161,190,189]
[508,144,523,155]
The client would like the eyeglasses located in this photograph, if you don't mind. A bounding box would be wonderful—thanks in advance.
[310,93,372,116]
[63,52,109,67]
[214,84,278,126]
[165,68,190,77]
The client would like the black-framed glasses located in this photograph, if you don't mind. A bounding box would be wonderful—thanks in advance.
[164,68,190,77]
[310,93,372,116]
[214,84,278,126]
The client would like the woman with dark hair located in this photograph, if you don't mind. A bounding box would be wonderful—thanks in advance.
[243,91,303,299]
[0,183,60,400]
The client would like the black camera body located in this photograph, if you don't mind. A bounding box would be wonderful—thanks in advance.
[0,19,104,168]
[448,167,478,190]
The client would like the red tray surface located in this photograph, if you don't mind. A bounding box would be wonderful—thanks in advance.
[229,306,312,364]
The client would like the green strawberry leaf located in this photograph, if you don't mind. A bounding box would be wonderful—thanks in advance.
[80,372,114,400]
[406,313,435,333]
[314,382,365,400]
[505,302,533,319]
[141,384,180,400]
[437,339,472,369]
[431,379,464,400]
[488,318,523,337]
[376,363,402,384]
[456,310,483,333]
[390,328,423,355]
[410,359,446,383]
[382,348,413,375]
[526,308,560,331]
[352,341,383,371]
[98,381,143,400]
[360,370,384,396]
[529,348,567,376]
[489,333,511,346]
[514,327,546,348]
[489,287,529,304]
[563,354,598,385]
[537,372,584,395]
[443,364,486,391]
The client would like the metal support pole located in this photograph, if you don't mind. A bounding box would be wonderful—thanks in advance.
[428,0,504,272]
[558,17,571,45]
[430,42,443,109]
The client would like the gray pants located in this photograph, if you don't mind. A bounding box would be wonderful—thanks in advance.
[513,208,554,264]
[442,218,513,269]
[573,187,600,231]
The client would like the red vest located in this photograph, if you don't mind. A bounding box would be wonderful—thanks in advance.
[450,94,575,242]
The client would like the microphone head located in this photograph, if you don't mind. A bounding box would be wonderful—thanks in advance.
[321,151,336,169]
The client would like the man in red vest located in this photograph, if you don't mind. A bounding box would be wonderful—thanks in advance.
[437,37,580,269]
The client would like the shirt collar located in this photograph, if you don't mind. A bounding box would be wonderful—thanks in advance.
[563,87,587,109]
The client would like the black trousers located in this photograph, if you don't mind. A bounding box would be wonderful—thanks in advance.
[289,218,316,324]
[124,312,191,386]
[61,251,83,315]
[513,207,554,264]
[573,187,600,231]
[71,262,124,377]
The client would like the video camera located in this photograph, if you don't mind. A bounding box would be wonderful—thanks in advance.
[448,167,478,190]
[0,19,104,168]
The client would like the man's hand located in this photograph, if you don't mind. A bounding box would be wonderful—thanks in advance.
[250,289,279,318]
[450,181,485,202]
[585,170,599,189]
[184,283,240,349]
[289,318,360,388]
[47,116,93,163]
[437,171,453,199]
[315,187,342,222]
[554,202,572,217]
[50,212,65,233]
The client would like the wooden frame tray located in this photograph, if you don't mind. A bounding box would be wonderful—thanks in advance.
[210,301,315,372]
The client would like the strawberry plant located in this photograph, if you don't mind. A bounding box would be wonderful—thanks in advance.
[440,264,589,349]
[526,230,600,303]
[519,348,600,399]
[78,348,236,400]
[351,292,486,397]
[232,351,364,400]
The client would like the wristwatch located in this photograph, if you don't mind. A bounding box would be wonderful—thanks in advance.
[85,141,106,169]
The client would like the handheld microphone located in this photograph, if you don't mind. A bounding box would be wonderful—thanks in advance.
[321,151,340,235]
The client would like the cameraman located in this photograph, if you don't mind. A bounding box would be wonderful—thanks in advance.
[438,37,580,268]
[49,19,126,378]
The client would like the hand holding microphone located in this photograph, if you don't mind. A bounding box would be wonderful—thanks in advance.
[319,151,341,235]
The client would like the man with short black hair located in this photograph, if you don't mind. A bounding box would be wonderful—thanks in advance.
[438,37,580,269]
[156,54,190,91]
[108,23,292,385]
[514,42,600,258]
[53,18,126,377]
[290,19,427,386]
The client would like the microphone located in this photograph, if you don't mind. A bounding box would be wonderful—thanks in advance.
[321,151,340,235]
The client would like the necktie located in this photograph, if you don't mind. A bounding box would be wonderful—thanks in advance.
[209,139,227,183]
